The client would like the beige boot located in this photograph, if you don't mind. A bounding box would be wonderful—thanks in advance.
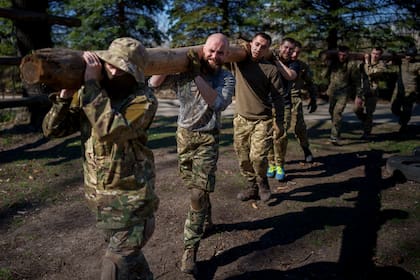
[181,246,198,274]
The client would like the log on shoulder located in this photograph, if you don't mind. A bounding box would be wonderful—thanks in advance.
[20,48,85,90]
[20,45,247,90]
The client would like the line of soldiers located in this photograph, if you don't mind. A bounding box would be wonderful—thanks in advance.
[266,41,419,184]
[323,45,420,145]
[41,33,419,279]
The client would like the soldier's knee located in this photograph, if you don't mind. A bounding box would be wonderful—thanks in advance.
[190,188,206,210]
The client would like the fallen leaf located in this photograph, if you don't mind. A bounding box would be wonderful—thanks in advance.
[251,202,258,209]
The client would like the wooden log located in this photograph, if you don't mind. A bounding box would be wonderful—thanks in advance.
[20,48,85,90]
[0,7,81,27]
[319,49,419,62]
[20,45,248,90]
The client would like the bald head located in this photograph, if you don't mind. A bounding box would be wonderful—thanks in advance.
[202,33,229,70]
[205,33,229,48]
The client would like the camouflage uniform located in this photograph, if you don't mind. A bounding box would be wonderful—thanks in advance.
[151,68,234,255]
[291,60,317,150]
[324,58,361,140]
[268,59,299,170]
[42,38,158,280]
[269,59,316,167]
[354,59,388,136]
[391,58,420,131]
[232,55,284,200]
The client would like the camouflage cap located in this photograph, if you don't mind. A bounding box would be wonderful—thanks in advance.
[95,37,148,83]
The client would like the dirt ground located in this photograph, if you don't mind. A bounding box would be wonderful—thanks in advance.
[0,107,419,280]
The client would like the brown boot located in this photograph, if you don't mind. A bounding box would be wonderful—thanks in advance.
[237,182,258,201]
[258,177,271,202]
[181,247,198,274]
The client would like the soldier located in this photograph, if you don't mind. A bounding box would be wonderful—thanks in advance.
[42,37,159,280]
[267,37,298,181]
[289,41,317,160]
[149,33,235,275]
[323,45,362,145]
[231,32,285,202]
[354,47,387,139]
[391,46,420,133]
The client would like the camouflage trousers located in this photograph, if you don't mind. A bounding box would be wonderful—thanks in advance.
[233,114,273,183]
[269,96,310,166]
[329,92,350,138]
[176,127,219,192]
[391,90,417,126]
[353,93,378,134]
[101,216,155,280]
[177,127,218,249]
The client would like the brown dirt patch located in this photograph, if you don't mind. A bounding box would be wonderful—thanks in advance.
[0,113,419,280]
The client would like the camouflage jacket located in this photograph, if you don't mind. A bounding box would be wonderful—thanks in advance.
[42,80,159,229]
[324,59,362,98]
[397,59,420,96]
[361,60,388,97]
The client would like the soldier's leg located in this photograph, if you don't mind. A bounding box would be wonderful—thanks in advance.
[233,115,256,182]
[272,107,291,181]
[177,127,194,187]
[332,93,348,139]
[328,95,339,139]
[399,93,415,132]
[293,100,312,162]
[275,107,291,167]
[250,118,274,200]
[267,117,276,178]
[203,193,213,233]
[391,89,403,119]
[182,197,206,274]
[101,219,155,280]
[363,95,378,135]
[353,100,367,123]
[182,131,218,274]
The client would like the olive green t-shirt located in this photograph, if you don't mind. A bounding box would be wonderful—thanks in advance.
[232,56,284,121]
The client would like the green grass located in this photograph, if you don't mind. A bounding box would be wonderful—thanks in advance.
[0,268,14,280]
[0,111,15,123]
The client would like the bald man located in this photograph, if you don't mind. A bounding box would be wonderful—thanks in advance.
[149,33,235,275]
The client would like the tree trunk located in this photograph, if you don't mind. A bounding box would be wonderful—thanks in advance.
[12,0,52,56]
[20,45,248,91]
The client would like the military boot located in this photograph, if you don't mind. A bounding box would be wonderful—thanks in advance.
[258,177,271,202]
[181,246,198,274]
[236,181,259,201]
[182,208,206,274]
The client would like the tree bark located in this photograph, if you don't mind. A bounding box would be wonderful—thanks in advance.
[20,45,248,90]
[0,8,81,27]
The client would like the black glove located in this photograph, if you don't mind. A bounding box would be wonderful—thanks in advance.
[307,98,317,113]
[187,49,201,75]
